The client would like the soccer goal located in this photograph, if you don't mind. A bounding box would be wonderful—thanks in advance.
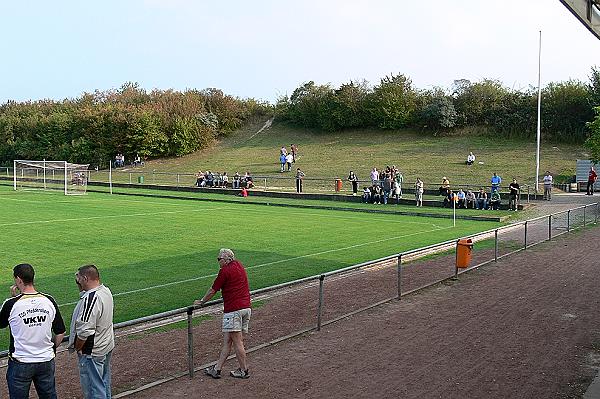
[13,160,90,195]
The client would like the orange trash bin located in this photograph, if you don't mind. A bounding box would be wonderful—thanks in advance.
[456,238,473,268]
[335,178,343,192]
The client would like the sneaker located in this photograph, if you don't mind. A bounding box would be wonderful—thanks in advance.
[230,368,250,379]
[204,366,221,379]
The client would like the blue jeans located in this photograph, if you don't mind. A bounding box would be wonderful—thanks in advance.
[7,358,57,399]
[78,351,113,399]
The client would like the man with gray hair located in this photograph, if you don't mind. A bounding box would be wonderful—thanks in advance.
[195,249,251,379]
[69,265,114,399]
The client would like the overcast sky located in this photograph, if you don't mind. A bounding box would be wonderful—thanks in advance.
[1,0,599,103]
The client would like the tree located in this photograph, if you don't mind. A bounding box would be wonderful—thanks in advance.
[586,107,600,162]
[368,74,418,129]
[415,88,457,132]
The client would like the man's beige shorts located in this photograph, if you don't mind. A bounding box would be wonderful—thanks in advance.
[222,308,251,333]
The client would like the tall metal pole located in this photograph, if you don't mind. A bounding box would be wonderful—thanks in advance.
[535,30,542,194]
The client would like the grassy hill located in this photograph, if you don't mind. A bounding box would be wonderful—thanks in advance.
[128,119,587,190]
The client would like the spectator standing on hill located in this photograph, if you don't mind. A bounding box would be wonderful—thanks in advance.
[0,263,66,399]
[382,174,392,204]
[206,171,214,187]
[393,180,401,204]
[291,143,298,162]
[476,188,488,210]
[394,170,403,198]
[348,171,359,195]
[280,146,287,156]
[415,178,424,207]
[465,190,476,209]
[543,171,553,200]
[370,168,379,185]
[509,178,520,210]
[295,168,305,193]
[362,186,371,203]
[587,167,597,195]
[196,249,252,379]
[69,265,114,399]
[466,152,475,165]
[491,173,502,193]
[279,153,286,172]
[285,153,294,172]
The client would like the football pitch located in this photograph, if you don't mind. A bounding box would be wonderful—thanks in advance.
[0,184,501,344]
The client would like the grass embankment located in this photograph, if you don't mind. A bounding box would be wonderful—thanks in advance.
[127,120,586,190]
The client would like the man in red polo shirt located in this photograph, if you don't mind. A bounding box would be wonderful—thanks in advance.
[195,248,251,379]
[587,166,598,195]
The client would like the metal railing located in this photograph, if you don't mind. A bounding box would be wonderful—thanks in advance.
[3,166,537,200]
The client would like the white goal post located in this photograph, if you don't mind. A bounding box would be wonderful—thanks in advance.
[13,160,90,195]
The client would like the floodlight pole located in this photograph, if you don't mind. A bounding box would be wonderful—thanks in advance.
[535,30,542,194]
[109,161,113,195]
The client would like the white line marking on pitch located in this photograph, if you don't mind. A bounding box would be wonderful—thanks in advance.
[0,208,219,227]
[1,195,445,228]
[57,225,453,307]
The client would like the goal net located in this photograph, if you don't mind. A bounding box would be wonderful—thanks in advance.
[14,160,90,195]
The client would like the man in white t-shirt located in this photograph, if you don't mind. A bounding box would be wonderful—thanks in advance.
[543,171,553,201]
[0,263,66,399]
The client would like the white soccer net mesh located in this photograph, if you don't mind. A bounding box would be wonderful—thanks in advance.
[14,160,90,195]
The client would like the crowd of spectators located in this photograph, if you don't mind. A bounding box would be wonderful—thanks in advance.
[195,171,254,189]
[187,149,542,211]
[361,166,404,205]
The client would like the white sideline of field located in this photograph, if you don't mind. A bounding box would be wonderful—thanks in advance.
[57,225,453,307]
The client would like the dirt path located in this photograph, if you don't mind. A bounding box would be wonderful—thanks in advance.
[119,223,600,399]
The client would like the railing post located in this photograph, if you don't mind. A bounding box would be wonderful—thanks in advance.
[453,239,459,280]
[596,203,599,224]
[187,307,194,378]
[177,174,180,188]
[583,205,586,227]
[527,185,530,203]
[524,221,528,249]
[567,210,571,233]
[317,275,325,331]
[264,178,267,191]
[494,229,498,262]
[129,173,132,184]
[397,254,402,300]
[548,215,552,241]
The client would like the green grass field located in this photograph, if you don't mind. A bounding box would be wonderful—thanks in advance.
[0,183,501,347]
